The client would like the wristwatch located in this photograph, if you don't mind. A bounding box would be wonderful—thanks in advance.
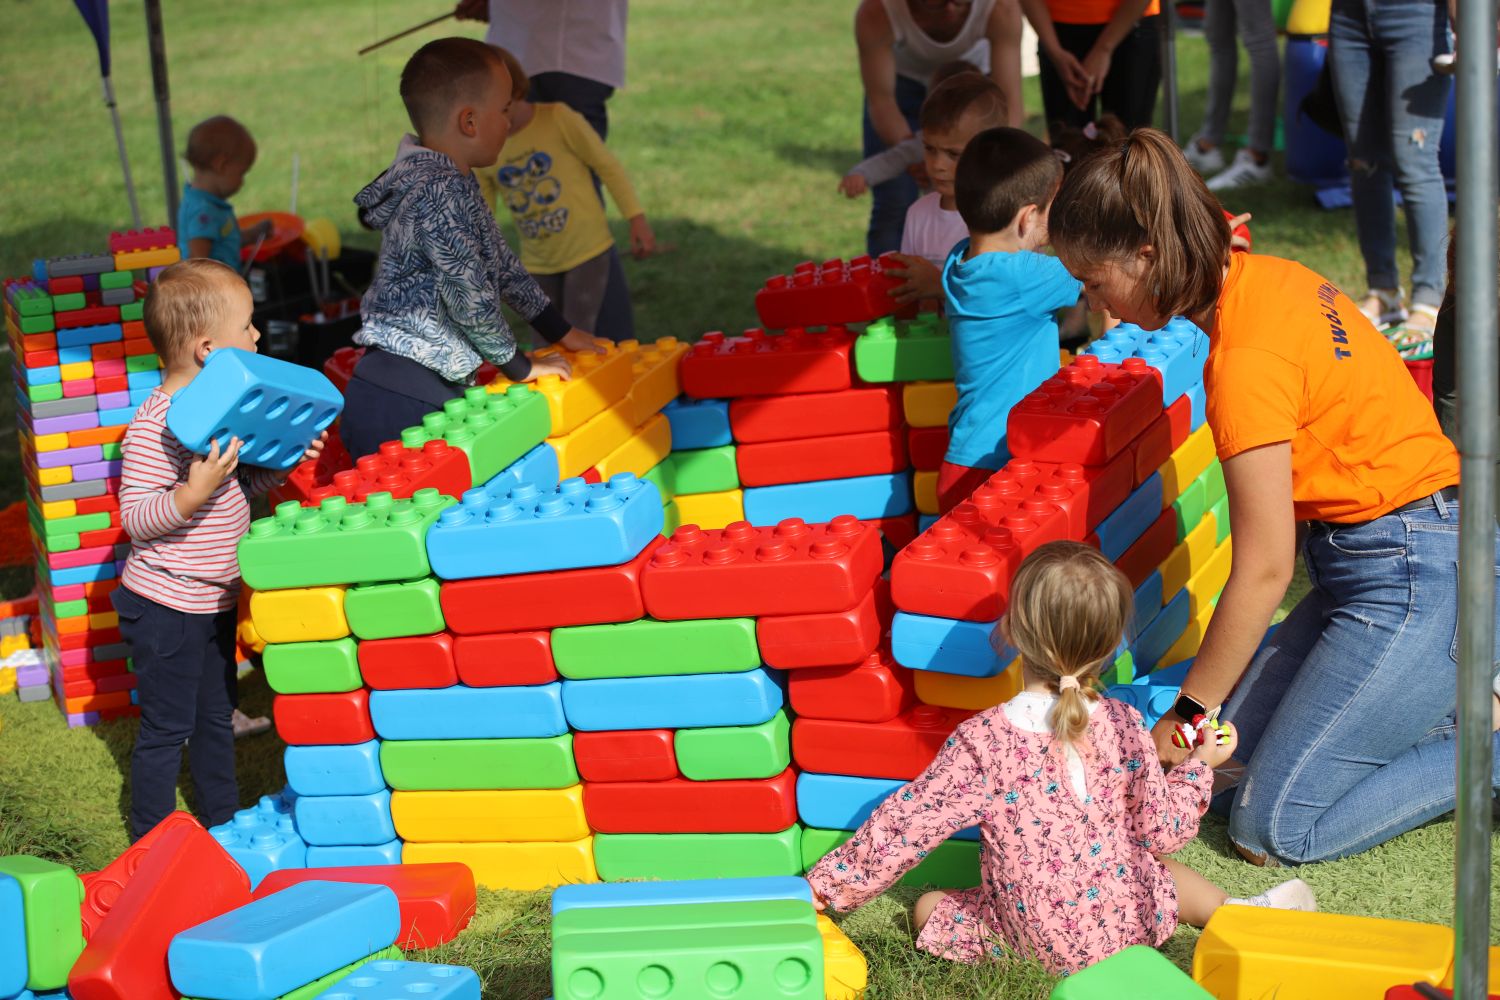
[1172,692,1209,722]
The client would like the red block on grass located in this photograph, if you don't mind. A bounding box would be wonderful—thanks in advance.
[758,579,892,670]
[728,385,901,443]
[62,671,134,698]
[1006,356,1163,465]
[753,255,903,329]
[108,227,176,254]
[791,705,975,781]
[735,429,909,487]
[453,631,557,686]
[679,327,855,399]
[78,811,202,940]
[574,729,678,783]
[252,863,476,950]
[1112,508,1178,591]
[359,632,457,689]
[273,690,374,745]
[787,645,916,724]
[907,425,949,470]
[583,768,799,834]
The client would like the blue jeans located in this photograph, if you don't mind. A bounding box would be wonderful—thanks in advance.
[1220,492,1500,864]
[1328,0,1452,308]
[862,75,927,257]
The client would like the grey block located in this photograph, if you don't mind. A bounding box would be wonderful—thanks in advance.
[39,480,106,503]
[17,684,51,703]
[30,396,98,418]
[46,253,115,278]
[99,286,136,306]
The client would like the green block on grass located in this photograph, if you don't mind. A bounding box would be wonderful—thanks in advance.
[51,292,86,312]
[663,499,681,535]
[0,856,85,990]
[1202,458,1226,507]
[641,456,677,502]
[1210,494,1230,544]
[1049,945,1212,998]
[119,300,144,322]
[239,490,454,590]
[101,442,121,461]
[555,898,815,937]
[1171,478,1206,542]
[126,353,161,373]
[552,617,759,678]
[99,270,134,290]
[344,577,445,640]
[29,383,62,402]
[262,638,362,694]
[401,385,550,486]
[18,313,55,334]
[593,826,803,882]
[185,945,403,1000]
[1100,649,1134,687]
[671,445,739,493]
[674,710,790,780]
[854,312,953,383]
[12,286,51,316]
[381,735,578,790]
[800,828,979,888]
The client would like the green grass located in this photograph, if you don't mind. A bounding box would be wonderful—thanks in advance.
[0,2,1482,997]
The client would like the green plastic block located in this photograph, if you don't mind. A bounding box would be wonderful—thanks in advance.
[641,456,677,502]
[1049,945,1212,998]
[51,292,86,312]
[555,899,816,938]
[552,617,759,679]
[344,577,445,640]
[671,445,739,494]
[29,382,63,402]
[262,638,362,694]
[1100,649,1134,687]
[1210,493,1230,544]
[0,856,85,990]
[126,353,162,373]
[36,532,79,554]
[99,269,134,291]
[185,945,403,1000]
[853,312,953,383]
[381,735,578,790]
[1202,458,1226,507]
[674,710,790,780]
[401,385,550,486]
[12,286,52,316]
[41,511,110,538]
[663,500,681,535]
[1171,478,1206,542]
[119,300,144,322]
[53,598,88,619]
[800,828,979,889]
[593,827,804,881]
[238,490,454,590]
[17,313,55,335]
[101,442,122,461]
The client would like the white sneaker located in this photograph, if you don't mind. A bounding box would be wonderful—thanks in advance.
[1206,148,1274,191]
[1358,288,1408,329]
[1229,878,1318,912]
[1183,136,1226,175]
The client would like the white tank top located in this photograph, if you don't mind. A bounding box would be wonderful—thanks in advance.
[881,0,997,83]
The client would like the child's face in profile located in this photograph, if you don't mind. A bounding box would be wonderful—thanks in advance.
[203,279,260,359]
[470,62,516,167]
[211,148,256,198]
[923,110,988,200]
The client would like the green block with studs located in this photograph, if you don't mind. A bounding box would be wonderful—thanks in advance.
[126,353,162,373]
[551,617,759,679]
[671,445,739,494]
[674,710,790,780]
[854,312,954,383]
[51,292,86,313]
[0,856,85,990]
[800,827,978,888]
[641,456,677,502]
[262,638,362,694]
[400,385,550,487]
[592,826,803,882]
[29,382,62,402]
[12,285,52,316]
[344,577,445,640]
[381,735,578,790]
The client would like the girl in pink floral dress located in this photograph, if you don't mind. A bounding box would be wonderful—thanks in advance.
[806,542,1315,975]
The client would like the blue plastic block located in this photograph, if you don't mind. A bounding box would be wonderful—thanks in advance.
[0,872,27,997]
[482,442,560,497]
[1085,319,1207,406]
[55,323,122,350]
[167,881,401,1000]
[562,668,784,731]
[369,683,568,739]
[285,742,386,797]
[129,386,154,405]
[890,611,1006,676]
[425,474,662,580]
[796,772,978,841]
[165,347,343,470]
[742,472,912,524]
[313,960,480,1000]
[98,405,139,426]
[126,369,162,390]
[1147,658,1192,688]
[1096,472,1163,561]
[1131,587,1191,674]
[28,366,60,386]
[552,876,812,916]
[1132,571,1164,638]
[57,345,92,365]
[662,396,731,449]
[293,790,398,847]
[209,796,308,889]
[1186,381,1207,432]
[305,841,403,868]
[1106,679,1178,728]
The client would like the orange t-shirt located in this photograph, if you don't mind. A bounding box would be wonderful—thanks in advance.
[1205,253,1459,523]
[1048,0,1160,27]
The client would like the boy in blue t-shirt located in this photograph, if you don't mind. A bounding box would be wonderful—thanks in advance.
[938,126,1081,513]
[178,116,272,270]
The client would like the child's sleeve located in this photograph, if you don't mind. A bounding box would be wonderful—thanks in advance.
[557,107,643,220]
[118,416,190,541]
[1031,253,1085,314]
[474,168,499,214]
[1119,707,1213,856]
[849,136,924,187]
[806,721,994,913]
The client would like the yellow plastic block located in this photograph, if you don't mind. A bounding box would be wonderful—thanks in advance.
[87,611,118,630]
[662,499,681,535]
[113,246,180,270]
[1158,423,1217,509]
[595,413,672,481]
[37,466,71,486]
[0,666,15,695]
[913,470,939,516]
[914,659,1022,711]
[403,838,598,892]
[1192,907,1452,999]
[1159,597,1215,671]
[59,362,93,382]
[817,914,868,1000]
[34,432,69,453]
[1285,0,1331,36]
[248,585,349,643]
[1439,945,1500,990]
[623,337,689,425]
[902,381,957,429]
[503,339,633,436]
[1160,514,1217,602]
[391,786,590,843]
[1186,537,1232,616]
[548,397,635,480]
[40,500,77,520]
[673,489,745,530]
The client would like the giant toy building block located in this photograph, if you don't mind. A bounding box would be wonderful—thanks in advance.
[403,385,552,487]
[0,855,86,991]
[753,254,902,329]
[1053,945,1212,998]
[853,312,954,383]
[680,328,856,399]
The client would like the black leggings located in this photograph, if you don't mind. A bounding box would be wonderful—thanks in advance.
[1038,15,1162,134]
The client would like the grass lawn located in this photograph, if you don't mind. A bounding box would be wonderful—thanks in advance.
[0,2,1490,998]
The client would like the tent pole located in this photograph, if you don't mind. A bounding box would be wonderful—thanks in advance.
[100,75,141,228]
[1452,0,1497,992]
[1161,2,1179,143]
[144,0,178,225]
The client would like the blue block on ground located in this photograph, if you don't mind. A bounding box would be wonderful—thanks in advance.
[552,876,812,916]
[890,611,1006,676]
[562,668,783,731]
[165,347,343,470]
[743,472,912,524]
[293,790,398,847]
[425,475,662,580]
[482,442,560,497]
[662,397,731,449]
[306,842,404,868]
[0,872,26,997]
[369,683,568,739]
[313,959,480,1000]
[1133,571,1163,637]
[1131,587,1191,675]
[796,772,979,841]
[285,741,386,797]
[209,796,308,889]
[167,881,401,1000]
[1096,473,1163,561]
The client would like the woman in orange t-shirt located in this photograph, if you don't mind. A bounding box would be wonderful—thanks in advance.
[1048,128,1494,867]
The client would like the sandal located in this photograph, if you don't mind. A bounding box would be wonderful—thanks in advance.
[232,708,272,739]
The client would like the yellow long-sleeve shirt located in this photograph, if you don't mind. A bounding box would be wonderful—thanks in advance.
[477,103,643,275]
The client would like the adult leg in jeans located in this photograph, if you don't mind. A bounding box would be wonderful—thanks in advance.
[1197,0,1240,148]
[1238,0,1281,157]
[863,74,927,257]
[1100,17,1162,130]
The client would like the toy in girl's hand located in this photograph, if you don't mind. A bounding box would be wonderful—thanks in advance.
[1170,713,1233,750]
[1224,210,1253,251]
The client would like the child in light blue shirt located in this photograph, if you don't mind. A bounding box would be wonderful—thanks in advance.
[178,116,271,269]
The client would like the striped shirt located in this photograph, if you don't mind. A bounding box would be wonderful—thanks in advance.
[119,388,283,613]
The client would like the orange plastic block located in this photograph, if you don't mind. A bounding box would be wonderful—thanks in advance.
[623,337,690,425]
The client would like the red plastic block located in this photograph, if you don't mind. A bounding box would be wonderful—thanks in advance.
[76,495,120,516]
[791,705,975,781]
[453,631,557,686]
[359,632,457,689]
[25,349,59,367]
[758,580,892,669]
[96,375,127,394]
[870,514,918,550]
[1006,356,1164,465]
[1163,393,1191,451]
[79,527,128,549]
[252,863,476,950]
[108,227,176,254]
[787,645,916,724]
[582,768,798,833]
[62,673,134,698]
[1128,411,1174,488]
[735,429,908,487]
[995,452,1135,540]
[54,305,121,329]
[323,346,365,394]
[268,430,353,507]
[60,628,122,650]
[679,327,855,399]
[49,275,86,295]
[68,820,251,1000]
[574,730,678,783]
[753,255,902,329]
[728,385,901,444]
[273,690,374,745]
[441,536,662,634]
[344,439,472,502]
[641,517,883,619]
[79,811,202,940]
[908,425,949,470]
[581,467,603,484]
[1111,508,1177,590]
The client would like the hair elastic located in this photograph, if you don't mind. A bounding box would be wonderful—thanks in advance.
[1058,675,1081,691]
[1083,121,1099,140]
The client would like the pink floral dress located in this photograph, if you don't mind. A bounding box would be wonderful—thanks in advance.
[805,697,1212,975]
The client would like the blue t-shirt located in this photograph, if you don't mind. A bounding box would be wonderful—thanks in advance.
[941,241,1083,469]
[177,184,241,269]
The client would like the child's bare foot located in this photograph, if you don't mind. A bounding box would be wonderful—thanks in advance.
[914,890,950,932]
[232,708,271,739]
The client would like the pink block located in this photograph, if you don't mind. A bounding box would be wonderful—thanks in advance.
[54,583,87,601]
[63,379,97,398]
[49,544,117,570]
[92,359,126,378]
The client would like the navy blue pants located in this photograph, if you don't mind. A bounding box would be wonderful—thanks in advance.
[341,348,466,460]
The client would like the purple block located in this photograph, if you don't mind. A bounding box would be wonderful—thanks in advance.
[98,391,130,409]
[67,711,101,726]
[72,459,122,481]
[36,444,102,469]
[148,265,167,281]
[16,664,49,686]
[82,273,100,292]
[34,413,100,436]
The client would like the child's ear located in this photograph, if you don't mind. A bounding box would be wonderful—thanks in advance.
[457,105,479,138]
[192,336,215,367]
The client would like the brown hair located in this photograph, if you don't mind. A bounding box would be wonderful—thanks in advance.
[1049,115,1127,175]
[185,116,256,171]
[491,45,529,101]
[955,127,1062,234]
[142,259,242,363]
[929,59,981,88]
[997,541,1133,745]
[1049,127,1232,321]
[399,37,509,136]
[918,72,1008,135]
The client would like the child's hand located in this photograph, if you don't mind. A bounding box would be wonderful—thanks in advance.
[560,329,605,354]
[628,215,657,259]
[176,437,241,518]
[807,880,827,912]
[526,352,573,382]
[1190,720,1239,769]
[839,173,869,198]
[242,219,275,241]
[884,253,942,305]
[1227,212,1253,252]
[301,430,329,464]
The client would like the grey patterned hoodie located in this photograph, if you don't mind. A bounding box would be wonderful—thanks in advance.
[353,135,568,382]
